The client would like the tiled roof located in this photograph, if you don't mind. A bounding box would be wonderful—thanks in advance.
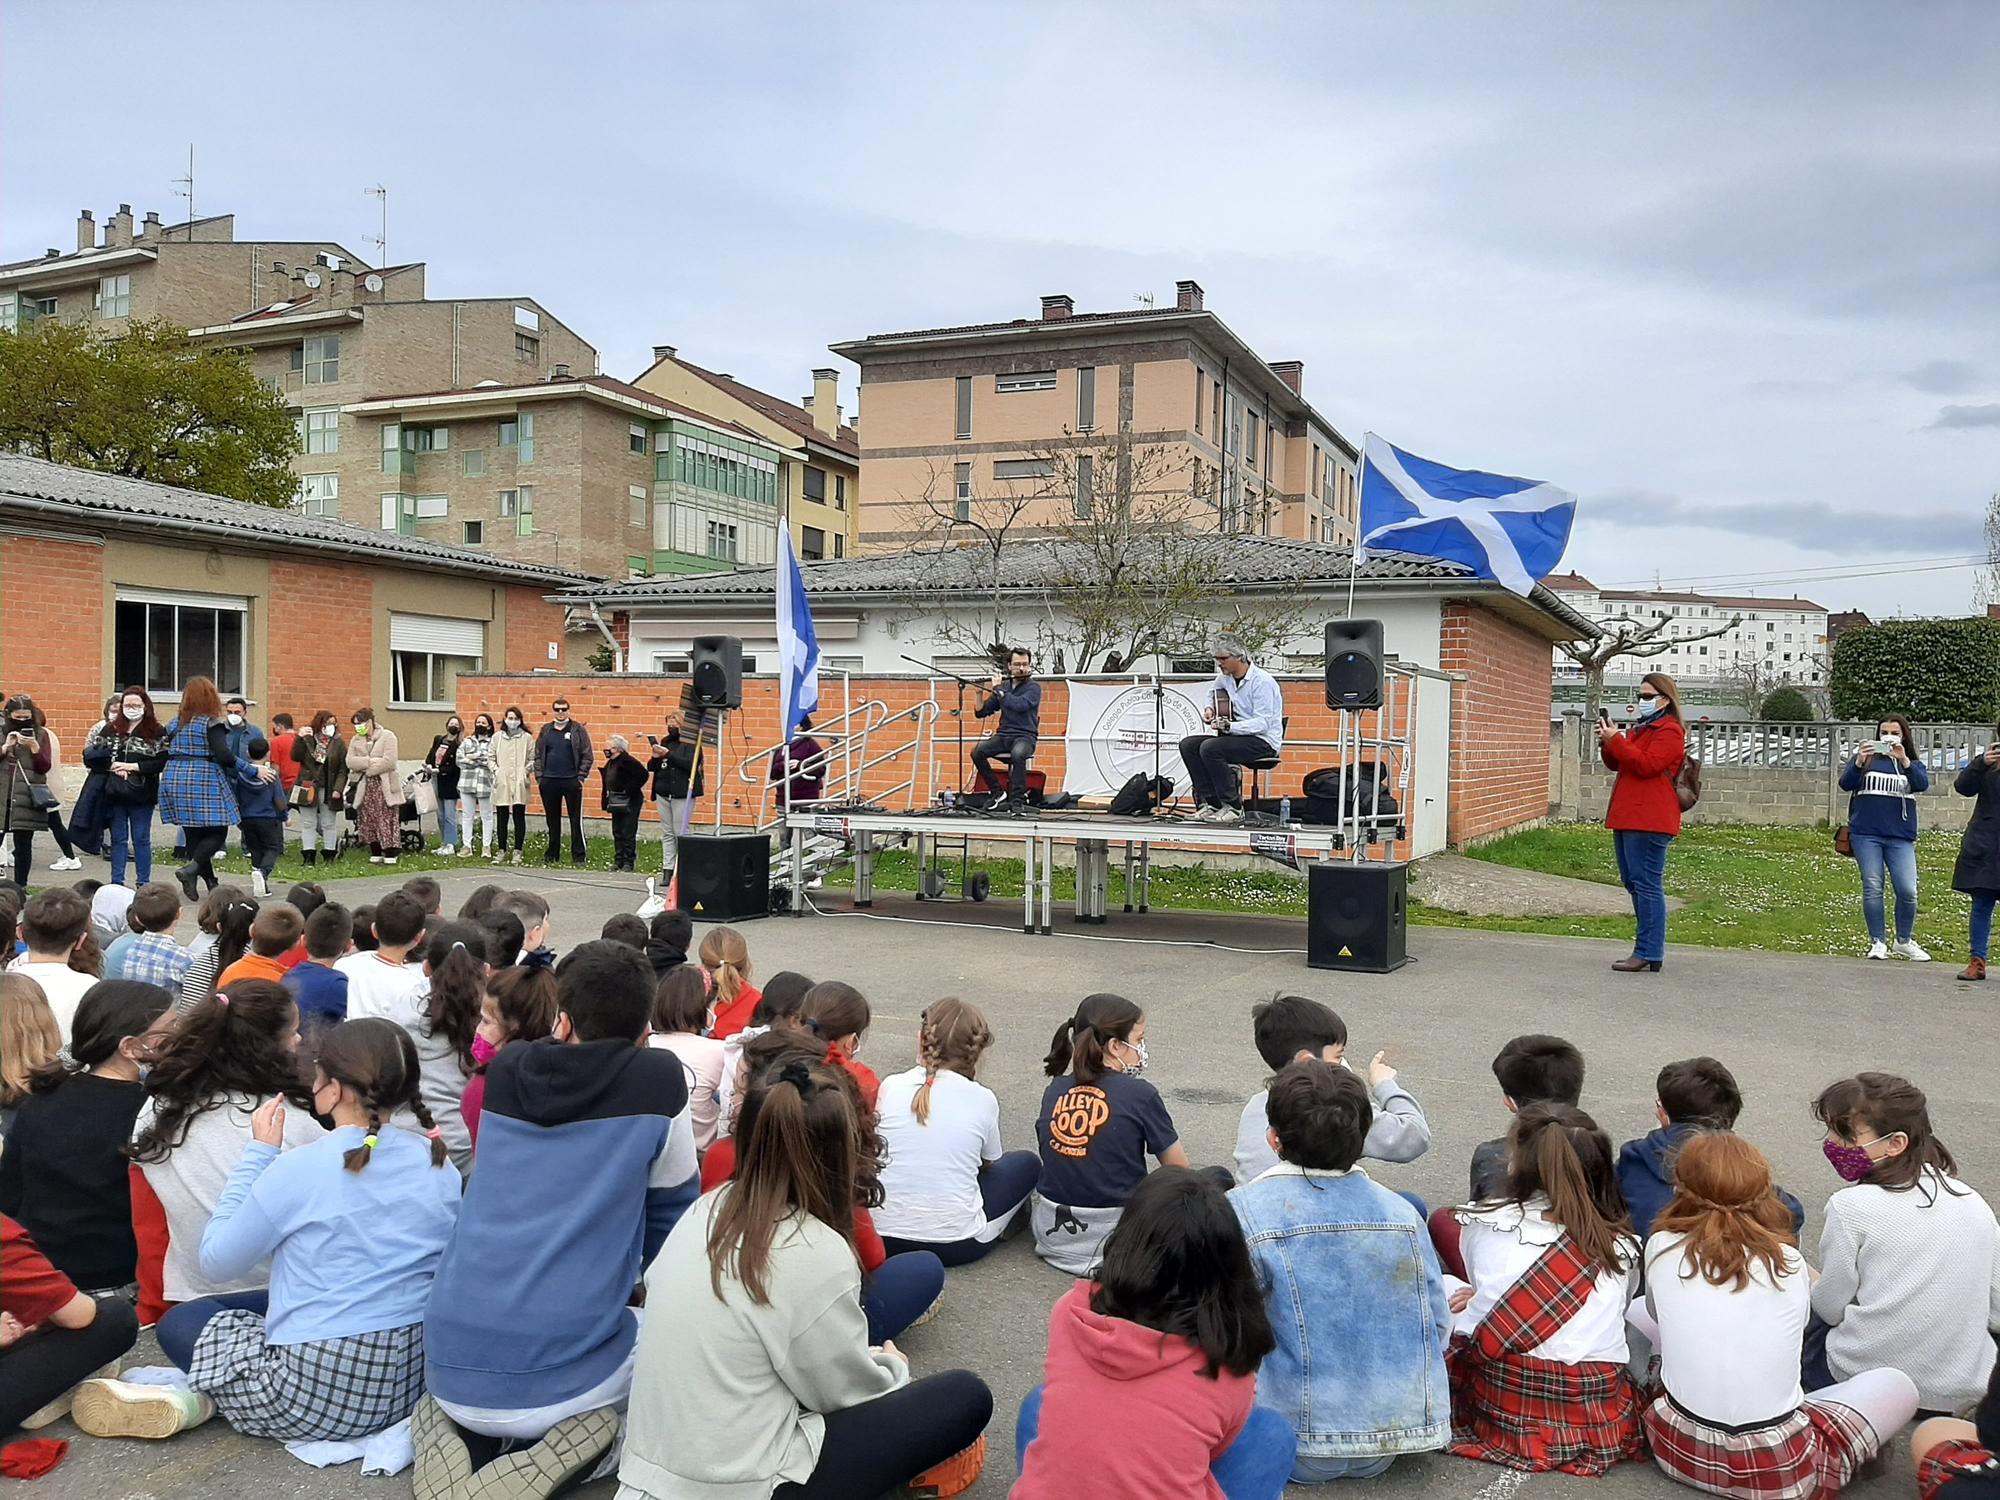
[846,305,1191,345]
[644,356,860,460]
[1597,588,1827,613]
[1541,571,1598,592]
[0,455,592,586]
[346,376,772,445]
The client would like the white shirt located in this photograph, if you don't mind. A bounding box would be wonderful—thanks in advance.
[1646,1232,1807,1425]
[1209,664,1286,750]
[875,1067,1005,1243]
[652,1031,727,1153]
[336,950,430,1028]
[1447,1195,1637,1365]
[6,956,98,1038]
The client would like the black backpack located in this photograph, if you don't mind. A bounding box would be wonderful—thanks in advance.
[1108,772,1173,816]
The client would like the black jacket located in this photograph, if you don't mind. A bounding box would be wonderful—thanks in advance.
[646,733,704,799]
[426,733,465,798]
[599,751,649,812]
[1952,758,2000,895]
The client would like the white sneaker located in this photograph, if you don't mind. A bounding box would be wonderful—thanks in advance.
[1210,805,1243,825]
[1893,939,1933,962]
[458,845,475,858]
[72,1378,215,1439]
[251,870,269,898]
[1865,940,1888,960]
[1193,805,1219,823]
[436,845,455,857]
[368,854,386,864]
[49,855,82,871]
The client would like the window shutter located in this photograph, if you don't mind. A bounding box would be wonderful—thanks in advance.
[388,614,486,657]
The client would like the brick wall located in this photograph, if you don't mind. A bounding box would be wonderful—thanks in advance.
[267,558,375,719]
[501,586,569,672]
[2,534,106,748]
[1441,602,1556,844]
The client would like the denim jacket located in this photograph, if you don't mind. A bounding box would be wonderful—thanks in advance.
[1230,1165,1452,1458]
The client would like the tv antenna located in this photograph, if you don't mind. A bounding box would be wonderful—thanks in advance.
[172,145,195,225]
[1133,291,1156,308]
[366,184,388,265]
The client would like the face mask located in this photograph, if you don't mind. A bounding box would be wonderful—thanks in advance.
[353,721,370,734]
[1122,1037,1149,1077]
[505,718,521,730]
[448,723,462,735]
[471,1035,498,1066]
[319,724,336,738]
[1823,1139,1878,1183]
[226,712,243,727]
[476,724,493,737]
[8,719,31,731]
[123,705,143,722]
[1880,732,1902,745]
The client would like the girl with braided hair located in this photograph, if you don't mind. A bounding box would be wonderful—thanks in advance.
[76,1018,461,1443]
[877,997,1042,1266]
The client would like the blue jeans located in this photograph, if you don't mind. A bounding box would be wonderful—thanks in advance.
[880,1150,1042,1267]
[106,801,153,886]
[1017,1385,1296,1500]
[1974,894,1997,960]
[158,1288,269,1371]
[1850,834,1918,943]
[437,795,460,850]
[1613,829,1674,962]
[862,1251,945,1345]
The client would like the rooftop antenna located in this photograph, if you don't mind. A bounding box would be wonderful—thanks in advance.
[366,184,388,265]
[1133,291,1156,308]
[172,144,195,226]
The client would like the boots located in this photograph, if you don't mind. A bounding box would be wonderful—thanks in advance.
[1958,957,1987,982]
[302,849,318,867]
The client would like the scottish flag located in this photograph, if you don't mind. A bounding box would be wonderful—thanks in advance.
[1357,434,1576,596]
[776,526,820,736]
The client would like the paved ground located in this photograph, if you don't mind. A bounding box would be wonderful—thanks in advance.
[1411,852,1685,918]
[31,862,1992,1500]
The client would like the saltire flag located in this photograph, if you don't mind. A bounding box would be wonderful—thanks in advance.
[776,526,820,737]
[1357,433,1576,596]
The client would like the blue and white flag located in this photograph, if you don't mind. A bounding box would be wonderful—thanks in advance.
[776,526,820,736]
[1357,433,1576,596]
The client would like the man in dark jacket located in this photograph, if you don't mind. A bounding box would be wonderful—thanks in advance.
[533,699,593,866]
[970,646,1041,811]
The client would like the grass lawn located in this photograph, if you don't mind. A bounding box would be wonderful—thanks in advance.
[212,822,1967,962]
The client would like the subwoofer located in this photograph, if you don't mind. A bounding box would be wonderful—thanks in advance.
[1324,618,1384,710]
[674,832,771,921]
[1306,861,1408,972]
[689,635,743,709]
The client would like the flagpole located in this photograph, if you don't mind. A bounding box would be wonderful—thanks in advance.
[1346,433,1371,620]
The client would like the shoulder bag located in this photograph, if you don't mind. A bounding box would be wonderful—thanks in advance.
[1673,752,1702,812]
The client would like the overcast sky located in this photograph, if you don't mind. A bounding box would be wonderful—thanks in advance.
[5,1,1996,618]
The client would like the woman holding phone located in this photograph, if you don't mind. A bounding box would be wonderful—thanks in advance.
[1950,731,2000,981]
[1595,673,1686,973]
[1839,715,1930,962]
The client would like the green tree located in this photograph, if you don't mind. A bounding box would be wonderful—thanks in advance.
[1829,617,2000,723]
[1759,685,1814,721]
[0,318,299,506]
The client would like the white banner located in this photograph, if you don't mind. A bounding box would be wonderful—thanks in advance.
[1062,680,1210,798]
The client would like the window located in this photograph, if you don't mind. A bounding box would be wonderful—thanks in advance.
[302,334,340,385]
[1264,424,1273,475]
[1075,454,1094,520]
[1077,366,1096,431]
[630,485,648,527]
[96,273,131,318]
[389,615,485,708]
[954,375,972,440]
[513,305,539,332]
[1245,412,1259,469]
[462,520,484,545]
[705,520,739,560]
[801,525,826,561]
[995,370,1057,393]
[954,462,971,522]
[834,533,845,558]
[834,474,846,511]
[113,590,247,698]
[408,425,448,452]
[500,411,534,462]
[500,485,534,534]
[0,292,14,333]
[461,448,484,477]
[803,466,827,503]
[993,458,1053,481]
[629,422,647,455]
[296,473,339,517]
[515,331,540,361]
[1212,382,1222,442]
[1194,370,1205,434]
[411,495,448,520]
[1311,444,1323,497]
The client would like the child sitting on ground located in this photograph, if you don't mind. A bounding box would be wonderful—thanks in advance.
[649,967,726,1152]
[1634,1131,1919,1500]
[1468,1033,1585,1200]
[1617,1055,1805,1238]
[1913,1365,2000,1500]
[119,883,191,995]
[403,921,486,1172]
[347,903,377,952]
[0,1215,140,1436]
[644,907,693,980]
[476,907,524,970]
[176,893,257,1015]
[335,891,428,1027]
[876,997,1041,1265]
[460,964,558,1152]
[1033,993,1189,1276]
[701,926,761,1038]
[499,890,554,969]
[1015,1168,1294,1500]
[401,875,443,918]
[284,903,352,1036]
[713,969,812,1138]
[1229,1060,1451,1482]
[1443,1103,1646,1476]
[799,980,880,1109]
[216,902,304,989]
[600,913,649,950]
[7,887,96,1034]
[1,973,61,1137]
[1230,994,1430,1185]
[1810,1072,2000,1415]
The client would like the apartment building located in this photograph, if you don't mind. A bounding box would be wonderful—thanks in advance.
[1545,573,1830,685]
[829,280,1359,550]
[631,350,860,562]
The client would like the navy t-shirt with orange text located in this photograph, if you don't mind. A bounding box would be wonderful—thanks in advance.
[1035,1070,1179,1209]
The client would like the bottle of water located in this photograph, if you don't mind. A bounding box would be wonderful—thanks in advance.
[1279,796,1292,825]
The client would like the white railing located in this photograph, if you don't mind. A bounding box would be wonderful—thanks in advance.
[734,698,942,831]
[1682,721,1993,772]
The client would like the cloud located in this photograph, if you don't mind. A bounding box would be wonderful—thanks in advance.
[1931,404,2000,430]
[1587,487,1982,555]
[1905,359,1983,395]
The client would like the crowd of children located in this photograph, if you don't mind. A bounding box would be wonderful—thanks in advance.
[3,881,2000,1500]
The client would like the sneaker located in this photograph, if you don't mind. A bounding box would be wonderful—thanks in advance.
[491,850,506,864]
[1193,805,1220,824]
[437,845,455,857]
[511,851,524,865]
[382,857,398,868]
[413,1397,618,1500]
[368,854,386,864]
[1866,940,1888,960]
[1210,805,1243,825]
[49,855,82,871]
[909,1289,945,1328]
[71,1378,215,1439]
[1893,939,1933,962]
[459,846,475,858]
[251,869,269,898]
[908,1434,988,1499]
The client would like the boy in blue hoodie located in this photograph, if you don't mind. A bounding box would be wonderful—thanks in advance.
[417,939,698,1494]
[236,736,289,899]
[1616,1055,1805,1239]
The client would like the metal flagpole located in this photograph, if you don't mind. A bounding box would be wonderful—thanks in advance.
[1346,432,1371,620]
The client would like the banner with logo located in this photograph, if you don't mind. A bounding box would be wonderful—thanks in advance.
[1062,680,1211,798]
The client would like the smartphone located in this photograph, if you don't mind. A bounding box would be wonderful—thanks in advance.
[1598,709,1611,725]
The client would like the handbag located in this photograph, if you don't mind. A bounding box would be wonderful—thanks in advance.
[1834,793,1855,857]
[27,782,57,811]
[290,780,319,809]
[1673,754,1702,812]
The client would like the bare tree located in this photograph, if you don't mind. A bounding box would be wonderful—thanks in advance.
[891,458,1047,667]
[1559,609,1743,721]
[1977,492,2000,609]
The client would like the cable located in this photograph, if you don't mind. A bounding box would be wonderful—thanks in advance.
[796,890,1308,955]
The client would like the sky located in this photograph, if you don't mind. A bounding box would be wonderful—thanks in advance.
[4,1,1997,619]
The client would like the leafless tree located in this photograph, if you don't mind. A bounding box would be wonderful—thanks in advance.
[1977,492,2000,609]
[1559,609,1743,721]
[891,458,1047,667]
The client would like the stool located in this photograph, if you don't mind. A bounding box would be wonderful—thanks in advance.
[1240,715,1289,811]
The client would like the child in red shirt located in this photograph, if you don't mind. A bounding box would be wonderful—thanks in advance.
[2,1215,142,1433]
[700,926,762,1040]
[799,981,879,1110]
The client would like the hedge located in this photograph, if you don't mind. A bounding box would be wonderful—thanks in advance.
[1829,618,2000,723]
[1759,686,1815,722]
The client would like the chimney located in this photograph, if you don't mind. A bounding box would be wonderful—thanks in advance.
[812,368,840,435]
[652,344,676,363]
[1271,359,1303,394]
[1174,278,1204,312]
[553,362,571,379]
[76,210,95,252]
[141,210,161,238]
[322,266,356,307]
[1040,293,1074,321]
[105,204,134,249]
[272,260,289,278]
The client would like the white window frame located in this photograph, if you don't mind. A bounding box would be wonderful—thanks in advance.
[301,406,339,454]
[411,494,448,520]
[96,273,131,318]
[297,472,339,517]
[303,334,340,385]
[389,615,486,710]
[629,484,648,527]
[112,588,250,700]
[993,458,1054,481]
[995,370,1057,393]
[629,422,648,455]
[0,292,16,332]
[513,305,540,331]
[705,519,740,561]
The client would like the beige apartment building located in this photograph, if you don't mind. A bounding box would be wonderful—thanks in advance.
[830,280,1359,551]
[631,349,861,562]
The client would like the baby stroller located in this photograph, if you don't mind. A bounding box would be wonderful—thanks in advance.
[337,769,430,855]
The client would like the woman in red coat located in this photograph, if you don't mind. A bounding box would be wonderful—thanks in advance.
[1596,672,1686,973]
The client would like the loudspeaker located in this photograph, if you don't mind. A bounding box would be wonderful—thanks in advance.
[674,832,770,921]
[1324,618,1384,710]
[689,635,743,709]
[1306,861,1408,972]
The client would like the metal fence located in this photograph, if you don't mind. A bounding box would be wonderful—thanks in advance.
[1683,721,1994,772]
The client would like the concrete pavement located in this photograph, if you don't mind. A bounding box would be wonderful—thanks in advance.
[31,864,1988,1500]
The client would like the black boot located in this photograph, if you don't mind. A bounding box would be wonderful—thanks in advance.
[302,849,318,868]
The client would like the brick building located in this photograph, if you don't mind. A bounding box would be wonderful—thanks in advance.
[0,456,585,754]
[830,281,1361,551]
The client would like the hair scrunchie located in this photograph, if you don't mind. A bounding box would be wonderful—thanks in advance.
[777,1059,815,1092]
[361,1133,379,1149]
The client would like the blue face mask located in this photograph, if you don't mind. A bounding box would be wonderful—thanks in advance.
[1637,697,1666,721]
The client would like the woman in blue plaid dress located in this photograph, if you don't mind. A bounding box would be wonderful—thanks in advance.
[156,677,270,900]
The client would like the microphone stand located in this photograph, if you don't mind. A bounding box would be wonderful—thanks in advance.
[903,654,985,804]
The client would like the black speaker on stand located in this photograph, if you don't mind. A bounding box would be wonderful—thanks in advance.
[675,832,771,921]
[689,635,743,709]
[1325,619,1384,710]
[1306,861,1408,972]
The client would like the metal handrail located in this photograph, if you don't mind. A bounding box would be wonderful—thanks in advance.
[734,699,942,831]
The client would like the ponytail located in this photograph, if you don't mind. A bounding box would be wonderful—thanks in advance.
[914,997,992,1125]
[344,1105,385,1173]
[699,926,751,1008]
[1505,1103,1632,1273]
[317,1019,446,1172]
[1046,992,1140,1085]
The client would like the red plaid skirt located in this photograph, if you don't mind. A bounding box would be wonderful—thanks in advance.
[1448,1338,1648,1475]
[1645,1393,1877,1500]
[1919,1439,2000,1500]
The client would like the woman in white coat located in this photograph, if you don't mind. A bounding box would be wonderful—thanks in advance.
[489,705,533,867]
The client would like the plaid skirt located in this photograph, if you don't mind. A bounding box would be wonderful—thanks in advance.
[187,1309,425,1441]
[1920,1439,2000,1500]
[1645,1393,1877,1500]
[356,778,399,847]
[158,762,239,828]
[1449,1342,1649,1476]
